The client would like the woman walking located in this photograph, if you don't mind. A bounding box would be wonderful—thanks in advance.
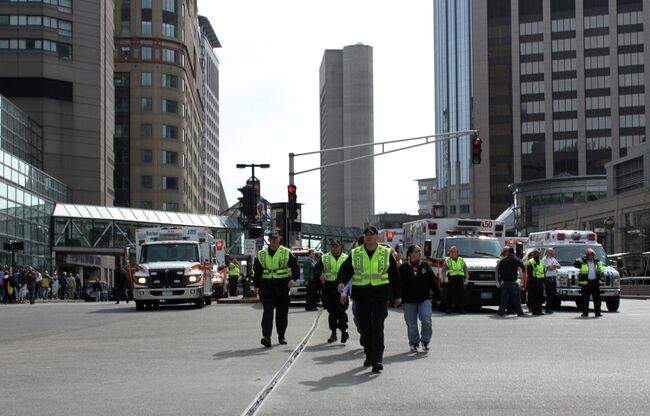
[399,245,441,352]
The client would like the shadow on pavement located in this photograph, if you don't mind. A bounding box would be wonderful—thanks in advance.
[212,346,292,360]
[87,306,138,314]
[299,365,379,391]
[311,348,365,365]
[382,351,428,364]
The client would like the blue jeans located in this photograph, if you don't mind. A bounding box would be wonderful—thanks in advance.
[95,290,102,302]
[402,300,433,346]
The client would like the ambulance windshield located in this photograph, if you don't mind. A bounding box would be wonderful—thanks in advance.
[551,246,608,266]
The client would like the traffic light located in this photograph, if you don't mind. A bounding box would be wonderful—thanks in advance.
[471,137,482,164]
[287,184,298,220]
[238,185,257,220]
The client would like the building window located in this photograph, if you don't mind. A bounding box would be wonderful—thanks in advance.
[617,11,642,26]
[520,41,543,55]
[619,114,645,128]
[619,94,644,107]
[521,81,544,95]
[553,98,577,112]
[585,55,610,69]
[586,137,611,150]
[142,0,152,8]
[162,99,177,114]
[551,18,575,33]
[585,76,610,89]
[141,97,152,111]
[141,72,152,86]
[162,125,178,139]
[551,58,576,72]
[162,23,176,38]
[142,175,153,189]
[584,35,609,50]
[618,53,643,67]
[162,0,176,12]
[618,32,643,47]
[615,157,644,194]
[162,48,177,63]
[141,123,152,138]
[553,119,578,132]
[520,21,543,35]
[141,46,152,60]
[522,100,544,115]
[584,14,608,29]
[521,60,544,75]
[162,73,178,88]
[552,78,577,92]
[162,176,178,190]
[553,138,578,152]
[551,38,576,52]
[120,46,131,60]
[586,116,611,130]
[141,150,152,163]
[141,21,152,35]
[521,121,545,134]
[162,202,178,211]
[618,73,644,87]
[586,96,611,110]
[162,150,178,164]
[57,43,72,60]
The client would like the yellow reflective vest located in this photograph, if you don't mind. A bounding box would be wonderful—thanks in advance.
[228,264,240,277]
[574,257,605,286]
[444,257,466,277]
[257,246,291,279]
[322,252,348,282]
[351,245,390,286]
[527,259,545,279]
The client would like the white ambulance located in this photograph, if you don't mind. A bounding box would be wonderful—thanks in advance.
[378,228,404,257]
[403,218,507,308]
[131,226,217,310]
[527,230,621,311]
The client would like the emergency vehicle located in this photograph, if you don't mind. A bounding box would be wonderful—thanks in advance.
[527,230,621,311]
[131,226,218,310]
[378,229,404,257]
[403,218,506,308]
[288,247,322,300]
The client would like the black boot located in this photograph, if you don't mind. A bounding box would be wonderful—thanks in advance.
[327,331,337,343]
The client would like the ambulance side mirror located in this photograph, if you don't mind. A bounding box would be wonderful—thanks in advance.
[424,240,432,259]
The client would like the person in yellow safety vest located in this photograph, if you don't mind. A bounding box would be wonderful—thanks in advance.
[227,260,240,297]
[573,248,605,317]
[441,246,468,314]
[314,239,349,343]
[252,230,300,348]
[336,226,402,374]
[526,249,546,316]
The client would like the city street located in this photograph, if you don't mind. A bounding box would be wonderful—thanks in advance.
[1,299,649,416]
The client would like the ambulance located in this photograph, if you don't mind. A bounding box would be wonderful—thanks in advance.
[527,230,621,311]
[403,218,506,308]
[378,228,404,257]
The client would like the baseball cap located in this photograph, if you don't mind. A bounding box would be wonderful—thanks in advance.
[268,230,281,237]
[362,226,379,235]
[330,239,342,246]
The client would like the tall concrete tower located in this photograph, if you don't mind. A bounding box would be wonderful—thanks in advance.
[319,44,374,228]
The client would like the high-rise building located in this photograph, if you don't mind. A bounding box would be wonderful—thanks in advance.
[114,0,204,213]
[198,15,222,215]
[416,177,438,216]
[319,44,374,228]
[0,0,115,205]
[434,0,648,235]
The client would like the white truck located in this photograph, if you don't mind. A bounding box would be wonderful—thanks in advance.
[403,218,507,308]
[378,228,404,258]
[527,230,621,311]
[131,226,217,310]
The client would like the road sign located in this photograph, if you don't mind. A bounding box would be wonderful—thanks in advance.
[244,239,257,256]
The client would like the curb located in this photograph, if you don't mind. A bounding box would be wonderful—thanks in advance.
[217,297,260,304]
[620,295,650,300]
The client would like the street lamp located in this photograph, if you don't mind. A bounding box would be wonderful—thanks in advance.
[236,163,270,195]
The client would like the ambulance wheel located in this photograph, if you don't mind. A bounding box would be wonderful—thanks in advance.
[135,301,144,311]
[605,300,620,312]
[195,298,204,309]
[205,297,212,306]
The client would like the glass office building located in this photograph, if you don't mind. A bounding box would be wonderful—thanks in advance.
[0,94,70,271]
[434,0,473,217]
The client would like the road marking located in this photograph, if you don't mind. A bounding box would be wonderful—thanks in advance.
[240,309,322,416]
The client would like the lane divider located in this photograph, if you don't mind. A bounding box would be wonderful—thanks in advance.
[240,309,323,416]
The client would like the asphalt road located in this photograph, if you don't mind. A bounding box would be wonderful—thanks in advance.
[1,299,649,416]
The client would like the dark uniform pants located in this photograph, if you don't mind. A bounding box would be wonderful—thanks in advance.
[228,276,238,296]
[445,276,465,312]
[355,297,388,365]
[498,281,523,315]
[581,280,601,315]
[305,278,321,309]
[528,277,545,314]
[322,282,348,331]
[544,277,557,311]
[260,285,290,338]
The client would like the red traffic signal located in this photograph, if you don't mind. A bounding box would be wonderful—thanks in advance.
[472,137,482,165]
[216,240,224,250]
[288,184,297,206]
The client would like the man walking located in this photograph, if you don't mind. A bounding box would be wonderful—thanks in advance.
[543,248,561,313]
[253,230,300,348]
[92,278,102,302]
[58,272,67,300]
[114,265,130,304]
[227,260,240,297]
[337,226,401,374]
[526,249,546,315]
[24,267,37,305]
[315,240,349,343]
[441,246,468,314]
[497,247,526,317]
[304,250,320,311]
[574,248,604,317]
[66,273,76,300]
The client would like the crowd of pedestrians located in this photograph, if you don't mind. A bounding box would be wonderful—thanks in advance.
[0,267,85,304]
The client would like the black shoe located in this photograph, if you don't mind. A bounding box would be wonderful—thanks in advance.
[363,359,372,367]
[278,338,288,345]
[545,310,554,314]
[422,343,430,352]
[327,331,337,343]
[115,302,119,304]
[581,313,588,317]
[372,363,383,373]
[595,313,602,317]
[498,312,505,317]
[409,344,418,353]
[261,337,272,348]
[341,331,349,344]
[517,313,526,317]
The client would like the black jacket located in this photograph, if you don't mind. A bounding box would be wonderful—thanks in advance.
[497,254,526,282]
[336,246,401,301]
[399,261,441,303]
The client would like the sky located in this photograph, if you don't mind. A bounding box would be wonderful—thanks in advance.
[198,0,436,224]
